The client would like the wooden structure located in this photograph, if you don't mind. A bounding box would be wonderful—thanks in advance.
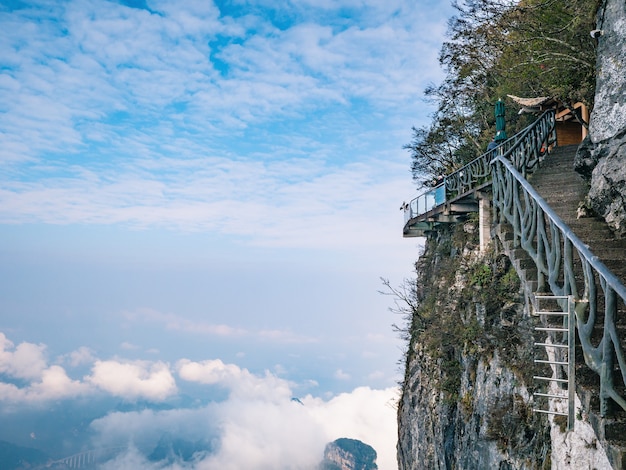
[507,95,589,145]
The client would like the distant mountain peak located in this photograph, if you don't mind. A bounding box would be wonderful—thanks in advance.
[319,437,378,470]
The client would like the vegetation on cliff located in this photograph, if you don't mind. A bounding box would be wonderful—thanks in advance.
[389,218,530,400]
[390,219,551,468]
[406,0,599,187]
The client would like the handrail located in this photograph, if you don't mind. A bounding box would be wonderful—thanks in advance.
[493,155,626,302]
[491,120,626,415]
[403,120,534,224]
[404,107,626,414]
[403,184,444,224]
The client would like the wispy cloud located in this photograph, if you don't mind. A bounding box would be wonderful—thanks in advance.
[61,346,98,367]
[123,307,248,337]
[122,307,318,343]
[0,0,449,249]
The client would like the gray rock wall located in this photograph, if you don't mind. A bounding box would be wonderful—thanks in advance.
[588,0,626,143]
[396,225,550,470]
[396,225,613,469]
[581,0,626,236]
[397,346,547,470]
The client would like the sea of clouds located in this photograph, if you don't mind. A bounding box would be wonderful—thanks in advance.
[0,332,398,469]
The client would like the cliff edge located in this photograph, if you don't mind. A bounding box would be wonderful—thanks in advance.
[396,221,552,469]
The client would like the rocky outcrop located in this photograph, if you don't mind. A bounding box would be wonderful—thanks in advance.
[586,144,626,236]
[320,438,377,470]
[398,349,547,470]
[396,223,550,469]
[587,0,626,143]
[575,0,626,236]
[396,222,614,469]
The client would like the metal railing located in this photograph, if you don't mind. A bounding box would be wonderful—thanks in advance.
[491,114,626,415]
[403,131,522,224]
[403,184,444,224]
[403,109,626,414]
[532,295,575,430]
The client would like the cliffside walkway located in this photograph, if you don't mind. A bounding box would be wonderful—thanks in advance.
[529,145,626,287]
[403,111,626,467]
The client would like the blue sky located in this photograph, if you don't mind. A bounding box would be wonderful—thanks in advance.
[0,0,453,467]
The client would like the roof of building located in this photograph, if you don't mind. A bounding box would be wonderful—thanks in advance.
[507,95,561,114]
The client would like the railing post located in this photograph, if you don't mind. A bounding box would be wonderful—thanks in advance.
[536,206,546,292]
[478,192,491,251]
[568,295,576,429]
[601,287,617,416]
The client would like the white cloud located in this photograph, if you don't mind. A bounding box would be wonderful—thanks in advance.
[197,398,327,470]
[177,358,243,385]
[64,346,97,367]
[87,359,177,401]
[30,365,90,400]
[0,365,89,403]
[91,406,215,443]
[0,149,415,250]
[302,386,399,470]
[0,343,176,403]
[0,333,47,380]
[0,332,399,468]
[0,334,90,402]
[177,358,293,402]
[0,0,446,251]
[91,366,398,469]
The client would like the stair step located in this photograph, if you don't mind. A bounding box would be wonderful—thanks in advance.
[532,171,582,178]
[531,146,625,289]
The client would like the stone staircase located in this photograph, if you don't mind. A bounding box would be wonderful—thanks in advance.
[525,145,626,468]
[528,145,626,288]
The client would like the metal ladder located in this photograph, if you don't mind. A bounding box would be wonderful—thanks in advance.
[532,295,575,431]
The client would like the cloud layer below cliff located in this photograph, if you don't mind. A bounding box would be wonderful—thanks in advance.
[0,333,397,469]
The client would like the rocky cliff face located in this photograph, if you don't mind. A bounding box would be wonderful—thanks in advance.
[576,0,626,236]
[396,221,616,470]
[398,2,626,466]
[588,0,626,143]
[396,222,551,469]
